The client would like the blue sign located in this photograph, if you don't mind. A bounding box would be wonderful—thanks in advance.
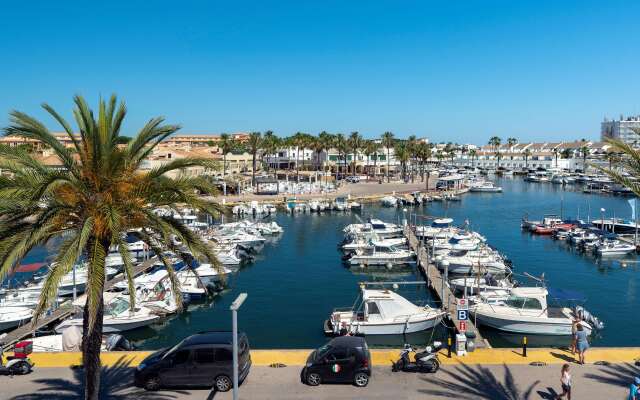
[457,310,469,321]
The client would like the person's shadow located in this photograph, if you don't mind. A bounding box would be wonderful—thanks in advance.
[10,356,187,400]
[418,363,540,399]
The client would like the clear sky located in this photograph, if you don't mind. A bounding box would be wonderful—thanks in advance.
[2,0,640,144]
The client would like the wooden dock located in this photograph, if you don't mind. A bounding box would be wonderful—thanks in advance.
[1,256,160,346]
[404,226,490,348]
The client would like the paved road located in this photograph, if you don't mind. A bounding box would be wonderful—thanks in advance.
[3,362,636,399]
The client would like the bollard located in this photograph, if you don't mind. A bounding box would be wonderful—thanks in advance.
[523,336,527,357]
[447,335,452,358]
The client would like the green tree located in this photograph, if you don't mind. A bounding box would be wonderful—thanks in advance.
[595,136,640,196]
[381,131,395,182]
[416,142,432,187]
[0,95,223,400]
[318,131,334,174]
[291,132,307,183]
[468,148,477,167]
[507,137,518,148]
[394,141,409,181]
[247,131,262,186]
[261,130,279,177]
[489,136,502,168]
[580,141,590,172]
[364,140,382,181]
[407,135,418,183]
[217,133,236,178]
[348,131,363,176]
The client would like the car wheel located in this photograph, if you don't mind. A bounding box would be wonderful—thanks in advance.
[306,372,321,386]
[215,375,232,392]
[353,372,369,387]
[144,376,161,391]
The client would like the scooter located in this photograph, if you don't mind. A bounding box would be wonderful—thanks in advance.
[391,341,444,373]
[0,340,34,376]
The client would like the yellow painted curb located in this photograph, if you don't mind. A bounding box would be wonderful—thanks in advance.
[26,347,640,368]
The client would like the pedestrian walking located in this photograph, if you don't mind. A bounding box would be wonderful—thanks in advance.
[575,323,589,364]
[556,363,572,400]
[629,376,640,400]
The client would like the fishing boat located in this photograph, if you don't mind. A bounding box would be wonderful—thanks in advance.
[324,288,445,336]
[470,287,602,335]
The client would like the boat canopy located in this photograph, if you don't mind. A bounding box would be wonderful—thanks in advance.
[361,289,424,320]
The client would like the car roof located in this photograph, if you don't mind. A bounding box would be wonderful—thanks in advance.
[328,336,366,347]
[183,331,246,346]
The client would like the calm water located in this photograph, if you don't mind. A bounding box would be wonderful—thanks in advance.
[7,177,640,348]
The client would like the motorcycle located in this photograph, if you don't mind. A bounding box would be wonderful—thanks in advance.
[0,339,34,376]
[391,341,444,373]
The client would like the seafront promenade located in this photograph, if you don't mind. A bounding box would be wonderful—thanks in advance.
[5,348,638,399]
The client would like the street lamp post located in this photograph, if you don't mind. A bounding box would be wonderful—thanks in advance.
[230,293,248,400]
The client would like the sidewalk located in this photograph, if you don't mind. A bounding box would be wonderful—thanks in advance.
[4,363,636,399]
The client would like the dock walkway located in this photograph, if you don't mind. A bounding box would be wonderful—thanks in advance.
[404,225,489,348]
[1,256,160,346]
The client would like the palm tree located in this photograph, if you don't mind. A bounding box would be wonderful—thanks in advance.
[218,133,235,178]
[507,137,518,148]
[0,95,223,400]
[580,141,590,173]
[523,148,532,170]
[596,137,640,197]
[364,140,382,181]
[261,130,279,177]
[348,131,363,177]
[318,131,334,175]
[416,142,432,187]
[381,131,395,182]
[552,147,559,168]
[407,135,418,183]
[247,131,262,186]
[468,149,477,167]
[334,133,347,182]
[291,132,307,182]
[394,141,409,181]
[488,136,501,168]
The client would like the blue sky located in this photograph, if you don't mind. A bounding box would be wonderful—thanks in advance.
[1,0,639,144]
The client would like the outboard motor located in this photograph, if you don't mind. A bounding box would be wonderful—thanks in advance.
[574,305,605,330]
[105,334,133,351]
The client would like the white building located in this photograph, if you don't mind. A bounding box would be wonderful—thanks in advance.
[601,115,640,146]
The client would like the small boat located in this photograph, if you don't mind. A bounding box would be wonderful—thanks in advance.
[469,181,503,192]
[449,275,514,295]
[0,306,33,331]
[324,288,445,336]
[55,293,160,333]
[347,243,416,267]
[470,287,602,336]
[595,240,636,256]
[381,196,397,207]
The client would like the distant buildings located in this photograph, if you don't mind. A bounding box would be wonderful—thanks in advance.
[601,115,640,146]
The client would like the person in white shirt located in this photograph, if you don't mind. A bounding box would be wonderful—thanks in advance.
[557,363,572,400]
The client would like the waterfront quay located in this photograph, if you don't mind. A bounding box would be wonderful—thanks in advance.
[5,348,639,399]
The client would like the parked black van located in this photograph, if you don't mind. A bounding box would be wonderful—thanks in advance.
[134,331,251,392]
[301,336,371,387]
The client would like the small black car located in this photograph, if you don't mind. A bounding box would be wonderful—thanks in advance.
[134,331,251,392]
[301,336,371,387]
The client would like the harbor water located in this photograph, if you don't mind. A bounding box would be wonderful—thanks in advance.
[7,177,640,349]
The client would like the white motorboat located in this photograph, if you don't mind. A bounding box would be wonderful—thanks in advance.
[325,288,445,335]
[342,236,407,254]
[595,240,636,256]
[347,243,416,267]
[343,219,403,239]
[436,249,510,275]
[0,306,33,331]
[470,287,597,335]
[55,293,160,333]
[8,265,118,297]
[381,196,398,207]
[449,275,514,295]
[524,174,541,182]
[469,181,502,192]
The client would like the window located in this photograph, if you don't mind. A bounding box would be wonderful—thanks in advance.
[215,348,233,362]
[327,348,349,361]
[504,296,543,310]
[367,302,380,315]
[173,349,190,365]
[194,348,215,364]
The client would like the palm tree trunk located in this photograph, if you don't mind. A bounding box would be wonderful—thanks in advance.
[373,155,378,182]
[296,146,300,183]
[252,153,257,187]
[386,149,390,183]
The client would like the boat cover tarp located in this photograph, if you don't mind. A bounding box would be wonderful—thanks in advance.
[61,325,82,351]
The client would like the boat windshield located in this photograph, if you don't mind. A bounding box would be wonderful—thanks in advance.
[503,296,543,310]
[108,297,130,315]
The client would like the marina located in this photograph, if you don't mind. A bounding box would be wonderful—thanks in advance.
[1,176,637,350]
